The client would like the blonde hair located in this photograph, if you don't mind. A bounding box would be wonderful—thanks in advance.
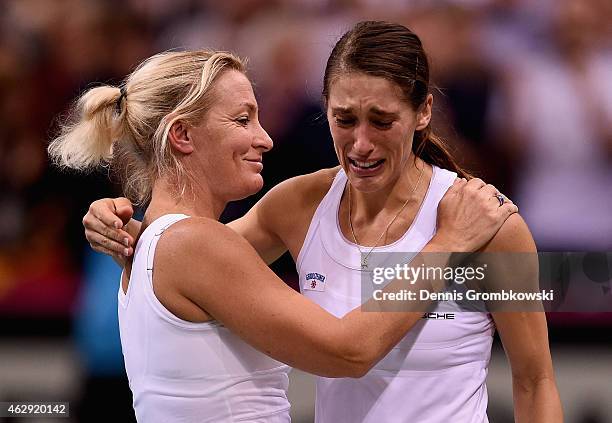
[48,50,246,204]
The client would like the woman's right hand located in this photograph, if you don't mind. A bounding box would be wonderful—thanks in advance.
[433,178,518,252]
[82,197,137,265]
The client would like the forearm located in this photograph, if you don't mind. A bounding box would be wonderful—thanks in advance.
[270,310,424,378]
[513,376,563,422]
[275,245,453,378]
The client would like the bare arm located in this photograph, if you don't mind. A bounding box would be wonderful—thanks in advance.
[227,168,338,264]
[226,197,288,265]
[152,178,517,378]
[486,215,563,422]
[85,195,287,266]
[85,169,336,265]
[84,194,288,266]
[159,218,453,377]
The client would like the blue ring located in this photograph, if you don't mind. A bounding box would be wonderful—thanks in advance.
[495,194,505,206]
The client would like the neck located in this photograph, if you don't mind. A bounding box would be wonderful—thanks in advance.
[144,176,225,224]
[349,155,427,221]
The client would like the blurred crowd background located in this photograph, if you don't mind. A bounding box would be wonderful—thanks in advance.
[0,0,611,422]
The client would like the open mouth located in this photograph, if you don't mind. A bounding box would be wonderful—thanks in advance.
[348,158,385,173]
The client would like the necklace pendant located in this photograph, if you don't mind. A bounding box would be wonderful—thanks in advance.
[361,256,368,270]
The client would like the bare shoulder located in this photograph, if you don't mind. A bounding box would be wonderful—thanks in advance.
[152,216,258,295]
[156,216,250,261]
[149,216,271,322]
[482,213,536,253]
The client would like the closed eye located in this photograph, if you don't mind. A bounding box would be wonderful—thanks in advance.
[372,120,393,129]
[334,116,356,127]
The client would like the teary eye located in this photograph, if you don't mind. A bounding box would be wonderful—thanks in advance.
[372,119,393,129]
[335,116,356,127]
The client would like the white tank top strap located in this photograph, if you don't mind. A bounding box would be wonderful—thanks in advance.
[296,168,347,270]
[144,214,190,271]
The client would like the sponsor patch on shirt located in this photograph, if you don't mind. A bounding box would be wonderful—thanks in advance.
[303,272,326,292]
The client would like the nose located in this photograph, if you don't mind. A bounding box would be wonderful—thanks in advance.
[254,123,273,152]
[352,124,374,156]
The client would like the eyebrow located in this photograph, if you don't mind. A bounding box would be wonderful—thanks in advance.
[330,106,352,114]
[239,102,257,112]
[370,106,398,118]
[331,106,398,118]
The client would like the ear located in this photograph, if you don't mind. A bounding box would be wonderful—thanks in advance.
[415,94,433,131]
[168,120,194,154]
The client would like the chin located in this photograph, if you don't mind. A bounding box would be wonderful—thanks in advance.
[346,172,388,193]
[235,175,264,200]
[249,174,264,193]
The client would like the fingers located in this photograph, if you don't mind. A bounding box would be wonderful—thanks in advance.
[113,197,134,225]
[492,195,515,210]
[452,177,485,198]
[83,200,135,259]
[90,244,129,267]
[92,244,128,262]
[466,180,515,210]
[83,209,134,246]
[86,229,133,257]
[446,177,467,195]
[480,183,498,197]
[464,179,518,223]
[503,195,514,205]
[498,202,519,217]
[453,177,467,186]
[87,198,125,229]
[466,177,486,191]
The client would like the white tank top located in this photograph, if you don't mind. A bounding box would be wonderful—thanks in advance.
[297,167,495,423]
[118,214,291,423]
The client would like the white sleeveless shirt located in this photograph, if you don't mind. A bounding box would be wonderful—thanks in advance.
[297,167,495,423]
[118,214,291,423]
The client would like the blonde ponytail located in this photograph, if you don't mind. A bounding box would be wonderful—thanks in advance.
[49,86,122,170]
[47,50,246,205]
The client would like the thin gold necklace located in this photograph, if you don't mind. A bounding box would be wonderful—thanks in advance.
[348,163,424,271]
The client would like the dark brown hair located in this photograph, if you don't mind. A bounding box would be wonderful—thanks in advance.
[323,21,470,178]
